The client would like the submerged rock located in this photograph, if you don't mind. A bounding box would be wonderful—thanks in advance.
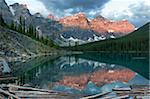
[82,81,101,95]
[0,58,11,74]
[100,81,128,92]
[52,85,81,94]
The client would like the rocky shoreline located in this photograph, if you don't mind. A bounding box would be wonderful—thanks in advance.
[0,51,64,76]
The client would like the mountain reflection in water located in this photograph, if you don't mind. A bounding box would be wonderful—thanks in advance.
[57,69,135,89]
[12,53,149,95]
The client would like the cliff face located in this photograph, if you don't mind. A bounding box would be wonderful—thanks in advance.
[0,0,14,24]
[90,16,135,34]
[59,12,90,30]
[59,13,135,34]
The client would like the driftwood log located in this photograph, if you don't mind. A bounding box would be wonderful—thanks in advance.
[7,84,57,93]
[80,92,110,99]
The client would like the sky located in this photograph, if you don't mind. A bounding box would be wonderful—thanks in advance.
[5,0,150,27]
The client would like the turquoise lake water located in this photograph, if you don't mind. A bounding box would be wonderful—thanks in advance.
[7,53,149,95]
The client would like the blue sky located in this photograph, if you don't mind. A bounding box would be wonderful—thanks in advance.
[5,0,150,27]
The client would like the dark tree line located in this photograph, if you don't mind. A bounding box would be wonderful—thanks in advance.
[0,14,56,47]
[68,36,148,53]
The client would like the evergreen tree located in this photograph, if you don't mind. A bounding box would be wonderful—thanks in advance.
[10,21,15,30]
[22,18,26,33]
[18,16,23,33]
[28,24,33,37]
[0,14,6,26]
[40,36,44,43]
[19,16,22,25]
[36,32,40,40]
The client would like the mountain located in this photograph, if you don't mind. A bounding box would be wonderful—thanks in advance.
[0,26,57,59]
[66,22,149,52]
[0,0,59,60]
[59,12,135,46]
[9,3,62,37]
[9,3,88,47]
[59,12,134,46]
[0,0,135,47]
[1,1,65,46]
[59,13,103,46]
[90,16,135,34]
[59,13,135,35]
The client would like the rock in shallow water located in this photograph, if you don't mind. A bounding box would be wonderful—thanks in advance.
[0,58,11,74]
[82,81,101,95]
[100,81,129,92]
[52,85,81,94]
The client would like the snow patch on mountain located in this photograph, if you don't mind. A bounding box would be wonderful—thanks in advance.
[34,13,43,18]
[9,6,15,16]
[36,26,43,37]
[93,34,106,41]
[110,35,115,38]
[60,34,108,46]
[60,35,86,46]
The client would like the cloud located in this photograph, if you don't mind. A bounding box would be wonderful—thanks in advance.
[101,0,150,27]
[38,0,110,17]
[128,1,150,27]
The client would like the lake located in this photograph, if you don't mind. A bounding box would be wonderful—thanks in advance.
[2,53,149,95]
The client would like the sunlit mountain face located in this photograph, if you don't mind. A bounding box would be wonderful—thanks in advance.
[59,13,135,34]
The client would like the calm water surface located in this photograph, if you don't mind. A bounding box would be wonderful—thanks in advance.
[5,53,150,95]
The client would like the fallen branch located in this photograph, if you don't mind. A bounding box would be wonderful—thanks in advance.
[7,84,56,93]
[15,94,60,98]
[112,87,131,91]
[111,95,129,99]
[0,88,20,99]
[80,92,110,99]
[9,90,52,95]
[0,77,17,81]
[100,95,129,99]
